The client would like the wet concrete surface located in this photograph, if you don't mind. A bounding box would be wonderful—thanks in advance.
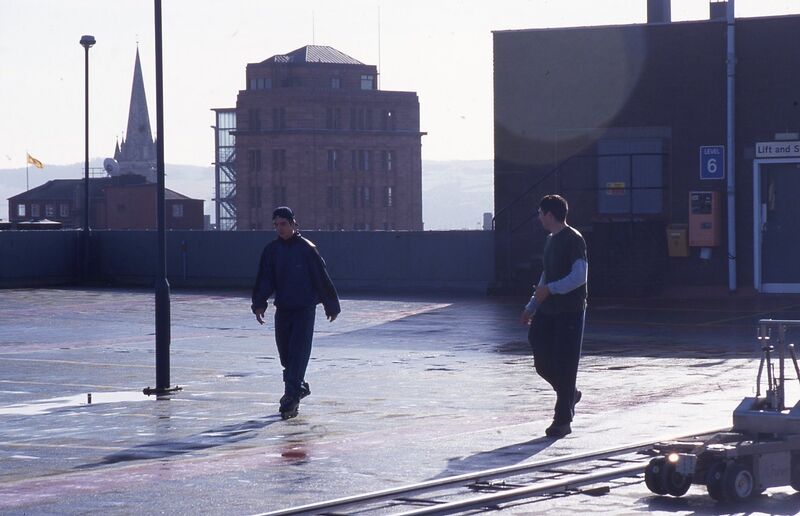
[1,288,800,515]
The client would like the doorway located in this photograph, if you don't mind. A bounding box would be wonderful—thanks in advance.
[754,158,800,292]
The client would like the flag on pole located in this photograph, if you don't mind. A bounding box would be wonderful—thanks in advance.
[26,153,44,169]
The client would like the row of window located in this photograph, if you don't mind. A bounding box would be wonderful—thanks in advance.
[328,150,395,172]
[246,186,394,209]
[16,203,69,219]
[326,107,396,131]
[326,186,394,208]
[246,106,396,132]
[247,149,396,173]
[248,74,375,91]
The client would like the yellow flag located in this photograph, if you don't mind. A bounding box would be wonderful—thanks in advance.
[27,153,44,169]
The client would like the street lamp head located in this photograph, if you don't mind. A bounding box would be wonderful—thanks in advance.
[79,35,96,49]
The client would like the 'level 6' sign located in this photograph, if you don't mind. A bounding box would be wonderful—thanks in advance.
[700,145,725,180]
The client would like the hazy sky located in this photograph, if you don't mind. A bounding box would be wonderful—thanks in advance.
[2,0,798,169]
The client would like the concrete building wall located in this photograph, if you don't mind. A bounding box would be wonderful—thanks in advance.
[0,230,494,293]
[493,14,800,295]
[0,231,78,287]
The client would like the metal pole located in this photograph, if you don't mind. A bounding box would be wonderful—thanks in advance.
[79,35,95,282]
[144,0,180,396]
[726,0,737,292]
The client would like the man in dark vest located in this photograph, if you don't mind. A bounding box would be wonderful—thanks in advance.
[252,206,341,419]
[521,194,588,438]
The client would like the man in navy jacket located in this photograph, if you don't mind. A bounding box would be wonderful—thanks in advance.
[252,206,341,419]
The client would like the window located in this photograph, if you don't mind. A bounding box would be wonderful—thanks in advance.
[17,204,25,217]
[327,150,340,172]
[350,150,358,172]
[272,149,286,171]
[385,186,394,207]
[273,186,287,206]
[382,150,395,171]
[354,186,372,208]
[597,138,665,215]
[248,109,261,131]
[248,187,262,208]
[60,204,69,217]
[360,74,374,90]
[248,149,262,172]
[45,204,55,217]
[272,107,286,130]
[358,150,371,172]
[331,77,341,89]
[249,77,272,90]
[326,186,342,208]
[31,204,40,218]
[172,203,184,217]
[325,107,341,130]
[355,108,371,130]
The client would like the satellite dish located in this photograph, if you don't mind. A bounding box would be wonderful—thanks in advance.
[103,158,120,175]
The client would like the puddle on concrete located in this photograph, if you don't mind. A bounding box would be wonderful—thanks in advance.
[0,391,151,416]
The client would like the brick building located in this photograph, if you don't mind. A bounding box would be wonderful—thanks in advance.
[231,45,424,231]
[8,175,204,230]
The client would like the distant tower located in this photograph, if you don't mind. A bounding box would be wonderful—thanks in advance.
[109,48,156,182]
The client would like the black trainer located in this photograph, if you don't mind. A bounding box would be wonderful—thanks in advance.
[574,390,582,409]
[545,422,572,438]
[299,382,311,400]
[279,394,299,420]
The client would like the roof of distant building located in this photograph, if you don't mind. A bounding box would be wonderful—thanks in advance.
[261,45,364,65]
[8,175,196,202]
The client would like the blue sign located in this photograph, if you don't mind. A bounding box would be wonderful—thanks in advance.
[700,145,725,180]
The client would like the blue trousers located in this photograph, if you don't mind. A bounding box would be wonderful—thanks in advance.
[274,306,316,398]
[528,310,585,424]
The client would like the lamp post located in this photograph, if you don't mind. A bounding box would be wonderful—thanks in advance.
[79,35,95,282]
[143,0,180,396]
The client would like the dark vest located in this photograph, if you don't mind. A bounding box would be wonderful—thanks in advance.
[540,226,588,314]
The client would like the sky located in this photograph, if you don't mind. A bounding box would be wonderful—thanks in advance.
[1,0,799,170]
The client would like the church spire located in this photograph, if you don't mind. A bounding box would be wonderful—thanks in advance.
[114,47,156,182]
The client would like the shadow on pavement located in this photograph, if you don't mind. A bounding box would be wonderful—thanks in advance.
[75,416,281,469]
[429,437,554,479]
[643,490,800,515]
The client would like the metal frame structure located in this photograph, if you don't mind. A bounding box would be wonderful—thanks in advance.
[212,108,237,231]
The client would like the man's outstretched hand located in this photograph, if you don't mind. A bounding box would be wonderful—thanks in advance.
[254,307,266,325]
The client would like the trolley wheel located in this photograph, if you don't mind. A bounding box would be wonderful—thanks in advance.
[705,460,727,502]
[722,461,754,501]
[644,457,668,495]
[664,462,692,497]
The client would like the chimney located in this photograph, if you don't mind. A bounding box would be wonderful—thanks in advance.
[709,1,728,20]
[647,0,671,23]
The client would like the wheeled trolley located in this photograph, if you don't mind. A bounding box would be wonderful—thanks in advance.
[644,319,800,501]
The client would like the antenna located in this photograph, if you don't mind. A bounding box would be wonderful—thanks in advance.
[377,6,381,89]
[312,11,315,45]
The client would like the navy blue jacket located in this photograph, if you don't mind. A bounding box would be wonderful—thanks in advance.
[251,233,341,316]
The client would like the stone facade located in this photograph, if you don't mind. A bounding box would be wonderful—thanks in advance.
[233,45,424,231]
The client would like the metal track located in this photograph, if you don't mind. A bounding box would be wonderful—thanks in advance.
[256,427,728,516]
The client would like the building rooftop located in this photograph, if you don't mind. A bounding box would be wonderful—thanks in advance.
[261,45,364,65]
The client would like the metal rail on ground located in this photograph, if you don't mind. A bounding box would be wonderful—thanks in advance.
[256,427,729,516]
